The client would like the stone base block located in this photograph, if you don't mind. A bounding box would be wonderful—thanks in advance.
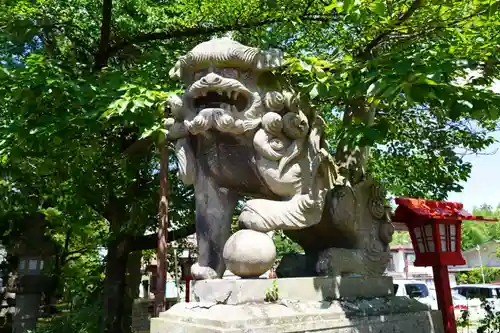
[191,276,394,304]
[151,297,444,333]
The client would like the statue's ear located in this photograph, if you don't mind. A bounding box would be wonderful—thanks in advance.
[169,60,182,80]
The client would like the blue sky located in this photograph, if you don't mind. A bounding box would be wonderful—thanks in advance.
[447,80,500,211]
[447,131,500,211]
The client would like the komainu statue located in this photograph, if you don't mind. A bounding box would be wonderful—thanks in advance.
[165,38,395,280]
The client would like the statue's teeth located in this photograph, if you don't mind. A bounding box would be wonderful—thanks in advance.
[231,105,238,113]
[201,90,207,97]
[233,91,239,100]
[225,91,231,98]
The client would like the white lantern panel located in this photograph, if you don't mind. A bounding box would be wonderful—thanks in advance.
[449,224,457,251]
[28,259,38,271]
[413,227,425,253]
[424,225,435,252]
[439,224,447,252]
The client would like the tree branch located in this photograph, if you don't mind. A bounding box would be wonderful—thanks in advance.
[357,0,423,60]
[65,247,90,257]
[129,223,196,252]
[108,14,330,57]
[375,6,494,53]
[95,0,113,69]
[64,252,87,263]
[123,137,154,157]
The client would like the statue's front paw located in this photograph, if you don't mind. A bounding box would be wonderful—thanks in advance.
[238,207,272,233]
[190,262,218,280]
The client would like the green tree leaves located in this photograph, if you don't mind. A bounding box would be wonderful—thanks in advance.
[0,0,498,250]
[460,205,500,251]
[456,267,500,284]
[279,0,500,197]
[391,231,412,246]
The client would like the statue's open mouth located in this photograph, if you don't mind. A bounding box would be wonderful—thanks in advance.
[187,75,254,115]
[193,91,248,114]
[182,74,263,135]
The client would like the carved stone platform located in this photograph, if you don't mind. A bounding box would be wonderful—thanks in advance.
[151,298,444,333]
[191,276,394,304]
[151,277,444,333]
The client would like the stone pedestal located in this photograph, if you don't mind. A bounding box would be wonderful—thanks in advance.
[151,277,444,333]
[12,293,42,333]
[190,276,394,304]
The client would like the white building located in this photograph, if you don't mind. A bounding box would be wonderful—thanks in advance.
[449,239,500,276]
[386,244,457,287]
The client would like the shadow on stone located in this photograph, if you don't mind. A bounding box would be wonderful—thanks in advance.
[310,275,444,333]
[275,253,318,278]
[151,276,444,333]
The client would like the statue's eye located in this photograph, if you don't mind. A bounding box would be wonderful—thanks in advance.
[239,70,252,81]
[194,70,208,81]
[220,68,238,79]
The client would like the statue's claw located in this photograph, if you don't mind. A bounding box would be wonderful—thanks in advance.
[190,262,218,280]
[238,206,273,233]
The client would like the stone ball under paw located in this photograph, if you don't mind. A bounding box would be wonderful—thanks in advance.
[223,230,277,278]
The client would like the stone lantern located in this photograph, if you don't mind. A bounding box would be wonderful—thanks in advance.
[12,214,56,333]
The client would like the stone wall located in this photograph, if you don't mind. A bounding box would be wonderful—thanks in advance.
[131,298,179,333]
[131,299,153,333]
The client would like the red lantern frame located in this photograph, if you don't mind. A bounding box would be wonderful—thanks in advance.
[393,198,497,333]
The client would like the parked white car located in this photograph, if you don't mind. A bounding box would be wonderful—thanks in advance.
[393,279,437,309]
[452,284,500,313]
[451,291,484,322]
[393,280,484,321]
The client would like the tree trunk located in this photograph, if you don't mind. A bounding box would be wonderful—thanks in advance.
[335,99,376,184]
[102,237,130,333]
[43,229,71,316]
[95,0,113,69]
[129,224,196,252]
[154,118,169,317]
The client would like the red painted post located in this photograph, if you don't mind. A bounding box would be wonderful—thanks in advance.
[432,265,457,333]
[185,276,192,303]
